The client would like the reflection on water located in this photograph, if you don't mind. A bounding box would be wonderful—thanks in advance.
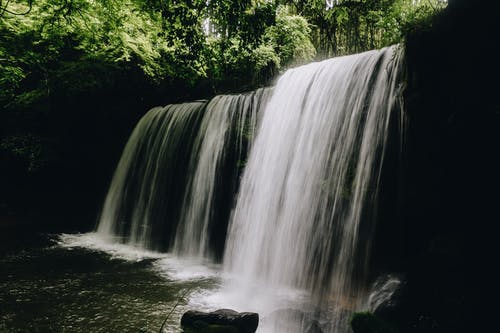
[0,232,220,333]
[0,230,319,333]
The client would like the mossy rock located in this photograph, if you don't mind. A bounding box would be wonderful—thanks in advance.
[181,309,258,333]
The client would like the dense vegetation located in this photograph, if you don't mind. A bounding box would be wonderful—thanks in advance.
[0,0,443,223]
[0,0,444,104]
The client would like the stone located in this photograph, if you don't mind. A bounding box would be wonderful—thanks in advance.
[181,309,259,333]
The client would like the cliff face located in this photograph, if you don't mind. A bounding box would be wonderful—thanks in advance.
[374,1,498,332]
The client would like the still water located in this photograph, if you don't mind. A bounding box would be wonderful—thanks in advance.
[0,224,328,333]
[0,229,221,333]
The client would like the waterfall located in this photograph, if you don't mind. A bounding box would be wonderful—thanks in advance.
[174,89,270,259]
[97,102,206,251]
[96,90,270,257]
[223,46,404,332]
[95,44,404,332]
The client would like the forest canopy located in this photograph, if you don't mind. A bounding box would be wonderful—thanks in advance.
[0,0,445,104]
[0,0,446,219]
[0,0,444,179]
[0,0,446,174]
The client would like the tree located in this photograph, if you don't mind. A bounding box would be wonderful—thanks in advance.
[277,0,446,57]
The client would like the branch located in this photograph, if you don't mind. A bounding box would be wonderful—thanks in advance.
[426,0,441,12]
[1,0,33,17]
[158,286,193,333]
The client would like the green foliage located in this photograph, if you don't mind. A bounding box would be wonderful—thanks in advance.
[286,0,446,57]
[207,0,253,38]
[202,2,316,90]
[1,0,188,79]
[204,36,254,90]
[0,0,180,114]
[0,0,445,114]
[0,0,319,112]
[263,7,316,67]
[0,134,53,172]
[396,0,447,36]
[143,0,208,82]
[0,65,26,103]
[253,44,281,81]
[1,0,210,88]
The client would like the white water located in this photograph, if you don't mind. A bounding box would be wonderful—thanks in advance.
[97,90,270,259]
[97,102,205,250]
[58,233,165,262]
[91,46,404,332]
[174,89,270,258]
[224,46,404,332]
[57,232,309,331]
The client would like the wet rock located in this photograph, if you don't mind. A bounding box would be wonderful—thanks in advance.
[368,275,406,323]
[181,309,259,333]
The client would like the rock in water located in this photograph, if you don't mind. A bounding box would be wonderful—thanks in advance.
[181,309,259,333]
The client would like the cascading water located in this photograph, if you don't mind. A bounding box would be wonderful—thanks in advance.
[94,44,404,333]
[223,46,404,332]
[97,102,206,251]
[97,90,270,258]
[174,89,270,259]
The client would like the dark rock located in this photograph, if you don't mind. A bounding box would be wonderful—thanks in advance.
[350,312,397,333]
[181,309,259,333]
[368,274,406,323]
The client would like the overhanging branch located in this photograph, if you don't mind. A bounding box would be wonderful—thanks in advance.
[1,0,33,17]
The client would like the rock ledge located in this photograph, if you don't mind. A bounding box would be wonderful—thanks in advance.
[181,309,259,333]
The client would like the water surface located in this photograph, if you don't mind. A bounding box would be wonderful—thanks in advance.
[0,230,220,333]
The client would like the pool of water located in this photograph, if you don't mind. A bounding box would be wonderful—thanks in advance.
[0,229,222,333]
[0,225,328,333]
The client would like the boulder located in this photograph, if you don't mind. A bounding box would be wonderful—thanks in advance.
[368,275,406,323]
[181,309,259,333]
